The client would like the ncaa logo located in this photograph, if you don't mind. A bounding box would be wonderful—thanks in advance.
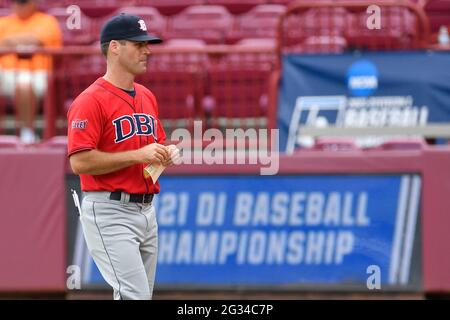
[112,113,157,143]
[346,60,378,97]
[138,19,147,31]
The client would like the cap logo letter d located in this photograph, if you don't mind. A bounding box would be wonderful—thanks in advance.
[138,19,147,31]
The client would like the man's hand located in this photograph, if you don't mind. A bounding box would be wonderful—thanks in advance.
[142,145,181,181]
[137,143,170,165]
[162,144,181,167]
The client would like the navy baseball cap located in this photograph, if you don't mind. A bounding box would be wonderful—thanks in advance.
[100,13,162,44]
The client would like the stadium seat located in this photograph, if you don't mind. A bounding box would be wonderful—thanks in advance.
[166,5,234,44]
[137,40,207,130]
[283,7,349,48]
[133,0,204,16]
[46,7,96,45]
[227,38,277,64]
[0,135,23,149]
[227,4,286,43]
[139,70,205,122]
[205,39,276,124]
[204,66,272,122]
[110,6,167,39]
[285,35,348,53]
[309,6,349,35]
[164,38,208,47]
[156,39,209,66]
[235,38,277,47]
[205,0,266,14]
[424,0,450,33]
[345,7,418,50]
[53,51,106,118]
[267,0,291,4]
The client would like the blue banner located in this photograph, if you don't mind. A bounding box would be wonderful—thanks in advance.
[278,51,450,152]
[83,174,420,288]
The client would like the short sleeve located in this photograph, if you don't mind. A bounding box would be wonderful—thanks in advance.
[67,94,104,157]
[35,15,62,48]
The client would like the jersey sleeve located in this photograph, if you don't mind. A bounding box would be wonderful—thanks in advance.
[67,94,104,157]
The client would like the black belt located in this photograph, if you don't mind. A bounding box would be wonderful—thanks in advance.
[110,191,154,204]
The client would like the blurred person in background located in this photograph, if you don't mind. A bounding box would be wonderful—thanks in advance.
[0,0,62,144]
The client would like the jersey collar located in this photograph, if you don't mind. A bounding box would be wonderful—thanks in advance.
[96,77,137,106]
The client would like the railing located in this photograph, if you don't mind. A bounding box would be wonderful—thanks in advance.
[0,1,439,141]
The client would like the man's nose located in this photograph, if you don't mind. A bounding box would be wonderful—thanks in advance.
[143,44,151,54]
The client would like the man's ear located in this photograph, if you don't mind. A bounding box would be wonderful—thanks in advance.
[109,40,121,56]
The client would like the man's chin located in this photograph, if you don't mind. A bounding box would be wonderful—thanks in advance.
[134,67,147,75]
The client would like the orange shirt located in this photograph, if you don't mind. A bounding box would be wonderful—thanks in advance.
[0,11,62,71]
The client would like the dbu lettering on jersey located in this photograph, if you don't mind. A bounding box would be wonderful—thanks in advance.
[113,113,157,143]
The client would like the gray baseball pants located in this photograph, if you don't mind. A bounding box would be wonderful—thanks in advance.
[80,191,158,300]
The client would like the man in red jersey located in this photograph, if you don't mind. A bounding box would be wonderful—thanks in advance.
[67,13,174,300]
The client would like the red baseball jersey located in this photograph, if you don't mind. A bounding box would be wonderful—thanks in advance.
[67,77,166,194]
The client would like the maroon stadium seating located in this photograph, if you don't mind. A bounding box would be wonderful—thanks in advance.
[205,0,266,14]
[154,38,209,66]
[53,52,106,118]
[227,4,286,43]
[136,40,208,131]
[424,0,450,32]
[283,7,350,48]
[1,0,434,138]
[267,0,292,4]
[345,7,419,50]
[279,1,428,51]
[225,38,277,63]
[285,35,348,53]
[133,0,204,16]
[45,7,97,45]
[205,39,276,126]
[166,5,234,44]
